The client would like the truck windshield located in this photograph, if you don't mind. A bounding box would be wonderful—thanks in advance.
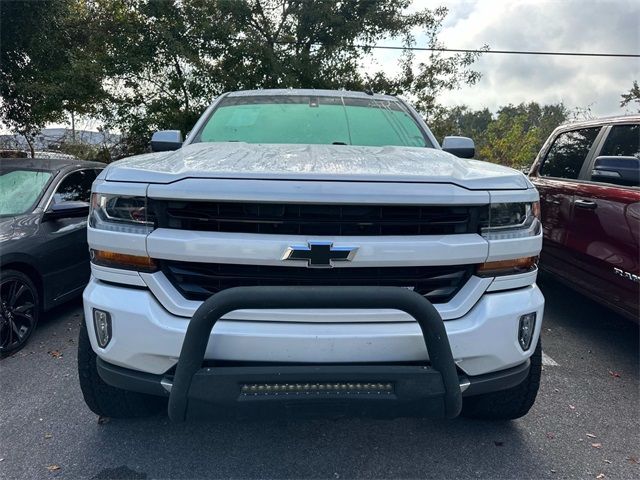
[196,95,430,148]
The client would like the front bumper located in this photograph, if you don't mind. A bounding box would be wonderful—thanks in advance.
[97,356,531,403]
[83,278,544,377]
[94,286,532,421]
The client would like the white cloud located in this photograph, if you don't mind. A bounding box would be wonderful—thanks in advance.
[372,0,640,116]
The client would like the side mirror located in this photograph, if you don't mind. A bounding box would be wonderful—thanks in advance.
[442,136,475,159]
[151,130,183,152]
[44,201,90,220]
[591,156,640,187]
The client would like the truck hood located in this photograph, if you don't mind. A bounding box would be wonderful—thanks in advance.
[104,142,532,190]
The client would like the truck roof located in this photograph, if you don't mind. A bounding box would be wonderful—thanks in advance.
[225,88,398,101]
[557,114,640,131]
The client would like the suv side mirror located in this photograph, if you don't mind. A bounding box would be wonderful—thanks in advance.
[591,156,640,187]
[44,201,90,220]
[151,130,183,152]
[442,136,475,159]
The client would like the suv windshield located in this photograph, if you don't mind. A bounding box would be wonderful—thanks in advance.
[196,95,430,148]
[0,169,52,216]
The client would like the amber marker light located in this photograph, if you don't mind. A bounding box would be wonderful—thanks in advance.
[91,249,158,272]
[477,256,538,277]
[532,201,541,219]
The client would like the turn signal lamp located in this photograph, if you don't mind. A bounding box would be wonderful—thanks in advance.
[476,257,538,277]
[90,249,158,272]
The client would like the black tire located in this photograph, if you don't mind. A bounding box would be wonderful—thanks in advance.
[77,321,166,418]
[461,339,542,420]
[0,269,39,357]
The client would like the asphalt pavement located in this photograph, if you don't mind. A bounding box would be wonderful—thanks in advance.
[1,277,638,479]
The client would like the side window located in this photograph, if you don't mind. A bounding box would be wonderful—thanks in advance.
[53,170,95,204]
[540,127,601,179]
[600,124,640,158]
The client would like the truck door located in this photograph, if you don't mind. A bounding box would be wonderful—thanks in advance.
[567,123,640,319]
[533,126,603,278]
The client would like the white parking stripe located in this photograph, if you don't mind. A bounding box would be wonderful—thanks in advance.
[542,351,559,367]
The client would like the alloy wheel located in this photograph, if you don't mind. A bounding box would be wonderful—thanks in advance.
[0,277,37,355]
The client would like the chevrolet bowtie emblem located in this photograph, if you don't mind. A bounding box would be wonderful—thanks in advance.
[282,242,358,268]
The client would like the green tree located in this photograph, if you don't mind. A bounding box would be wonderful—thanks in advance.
[429,105,493,146]
[478,102,569,168]
[93,0,485,154]
[620,80,640,112]
[391,7,486,120]
[2,0,485,156]
[0,0,108,156]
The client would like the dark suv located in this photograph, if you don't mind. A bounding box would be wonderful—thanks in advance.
[529,116,639,321]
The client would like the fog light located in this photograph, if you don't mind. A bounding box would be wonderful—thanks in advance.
[93,309,112,348]
[518,312,536,351]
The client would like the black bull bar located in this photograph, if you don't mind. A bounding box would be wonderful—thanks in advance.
[167,286,463,422]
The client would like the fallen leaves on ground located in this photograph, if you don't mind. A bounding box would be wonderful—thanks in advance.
[546,432,555,439]
[628,456,639,464]
[608,371,621,378]
[46,465,60,472]
[591,443,603,449]
[47,350,63,359]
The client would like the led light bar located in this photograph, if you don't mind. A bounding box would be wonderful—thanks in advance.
[240,382,394,396]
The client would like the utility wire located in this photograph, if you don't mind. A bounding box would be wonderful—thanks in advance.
[357,45,639,58]
[274,41,639,58]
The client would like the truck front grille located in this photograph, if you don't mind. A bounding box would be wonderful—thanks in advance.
[161,261,473,304]
[151,201,486,236]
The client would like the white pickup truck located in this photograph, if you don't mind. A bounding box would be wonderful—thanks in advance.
[78,89,544,421]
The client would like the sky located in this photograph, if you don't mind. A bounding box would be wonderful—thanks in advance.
[371,0,639,117]
[5,0,639,135]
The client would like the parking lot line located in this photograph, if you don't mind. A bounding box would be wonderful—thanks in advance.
[542,351,559,367]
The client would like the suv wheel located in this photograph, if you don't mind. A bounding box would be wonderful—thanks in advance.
[0,270,39,357]
[461,339,542,420]
[78,320,166,418]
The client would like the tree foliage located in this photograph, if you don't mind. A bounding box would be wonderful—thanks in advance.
[620,80,640,112]
[430,102,570,168]
[0,0,108,156]
[2,0,485,155]
[93,0,485,152]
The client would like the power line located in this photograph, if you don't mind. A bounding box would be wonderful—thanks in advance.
[357,45,639,58]
[275,41,639,58]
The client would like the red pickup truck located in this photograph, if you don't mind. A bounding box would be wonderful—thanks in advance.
[529,116,639,322]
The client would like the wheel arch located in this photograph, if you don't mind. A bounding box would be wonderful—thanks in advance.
[1,259,44,311]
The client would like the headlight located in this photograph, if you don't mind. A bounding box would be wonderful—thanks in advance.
[481,201,541,240]
[89,193,154,234]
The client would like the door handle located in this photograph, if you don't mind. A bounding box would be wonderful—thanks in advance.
[574,199,597,209]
